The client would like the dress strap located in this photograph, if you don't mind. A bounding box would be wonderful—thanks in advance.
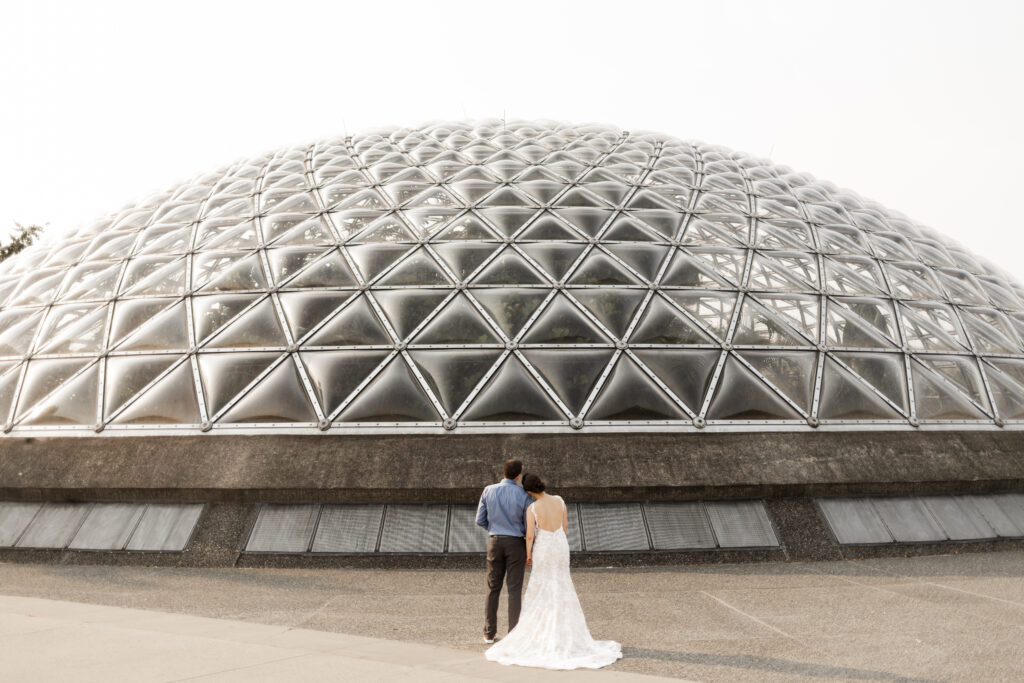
[531,503,538,522]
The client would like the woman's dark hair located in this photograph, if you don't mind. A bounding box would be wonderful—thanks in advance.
[522,473,546,494]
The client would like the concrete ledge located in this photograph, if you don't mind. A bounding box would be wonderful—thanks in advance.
[2,430,1023,502]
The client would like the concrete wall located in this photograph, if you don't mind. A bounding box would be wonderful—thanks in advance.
[1,430,1023,503]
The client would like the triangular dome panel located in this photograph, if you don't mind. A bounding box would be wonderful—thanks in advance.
[470,288,550,339]
[15,358,92,421]
[471,249,548,285]
[286,250,358,288]
[521,349,613,415]
[20,362,99,426]
[432,242,501,281]
[478,207,537,237]
[110,360,201,425]
[918,355,990,411]
[193,294,262,344]
[603,216,662,242]
[304,295,393,347]
[586,356,689,421]
[117,301,188,352]
[629,296,714,344]
[278,291,357,343]
[603,243,670,281]
[109,298,178,349]
[337,356,440,422]
[346,243,415,282]
[517,214,582,241]
[103,355,181,419]
[411,295,501,344]
[521,296,611,344]
[460,356,565,422]
[911,361,989,420]
[737,350,818,414]
[567,251,643,286]
[984,360,1024,420]
[706,356,802,420]
[266,247,329,285]
[409,349,503,415]
[372,290,449,341]
[373,249,452,287]
[570,288,648,340]
[518,243,587,281]
[733,296,813,346]
[218,358,317,423]
[198,253,268,293]
[432,213,498,241]
[203,298,286,349]
[826,297,899,349]
[631,349,721,413]
[660,251,734,289]
[832,352,909,413]
[300,349,391,416]
[197,352,279,418]
[818,356,903,420]
[554,208,614,237]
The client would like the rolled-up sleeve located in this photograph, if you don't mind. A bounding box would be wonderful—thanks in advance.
[476,489,489,530]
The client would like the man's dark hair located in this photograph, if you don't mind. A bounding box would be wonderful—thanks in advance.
[503,458,523,480]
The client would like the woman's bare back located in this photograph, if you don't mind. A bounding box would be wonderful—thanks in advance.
[529,494,567,533]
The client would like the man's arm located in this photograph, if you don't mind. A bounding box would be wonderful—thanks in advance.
[475,489,489,530]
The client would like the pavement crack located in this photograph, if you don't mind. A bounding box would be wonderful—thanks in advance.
[168,653,309,682]
[825,572,1024,635]
[698,590,816,651]
[286,593,345,631]
[919,580,1024,609]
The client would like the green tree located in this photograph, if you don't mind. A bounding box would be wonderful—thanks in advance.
[0,223,43,261]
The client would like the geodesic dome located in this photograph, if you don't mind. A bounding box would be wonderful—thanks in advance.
[2,119,1024,435]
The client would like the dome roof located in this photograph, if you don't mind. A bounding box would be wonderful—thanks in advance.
[2,119,1023,434]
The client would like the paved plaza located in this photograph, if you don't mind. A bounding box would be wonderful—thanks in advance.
[1,551,1022,681]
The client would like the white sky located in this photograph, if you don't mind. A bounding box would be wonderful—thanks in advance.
[2,0,1023,279]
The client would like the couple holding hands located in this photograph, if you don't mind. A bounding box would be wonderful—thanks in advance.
[476,458,621,670]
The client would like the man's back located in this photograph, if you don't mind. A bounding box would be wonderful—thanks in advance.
[477,479,531,537]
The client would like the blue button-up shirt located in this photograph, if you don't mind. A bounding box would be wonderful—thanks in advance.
[476,478,531,537]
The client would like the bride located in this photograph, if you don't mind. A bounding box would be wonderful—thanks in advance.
[484,473,622,670]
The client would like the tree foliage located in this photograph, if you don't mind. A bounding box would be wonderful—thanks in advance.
[0,223,43,261]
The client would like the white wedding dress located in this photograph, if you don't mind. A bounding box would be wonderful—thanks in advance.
[484,496,622,670]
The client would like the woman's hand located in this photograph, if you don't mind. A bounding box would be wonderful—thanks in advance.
[526,554,532,567]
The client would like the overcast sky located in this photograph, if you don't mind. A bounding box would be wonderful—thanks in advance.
[2,0,1022,279]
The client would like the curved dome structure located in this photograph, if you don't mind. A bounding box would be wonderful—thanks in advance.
[2,119,1024,435]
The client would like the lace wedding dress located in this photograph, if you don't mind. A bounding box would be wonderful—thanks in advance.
[484,497,622,670]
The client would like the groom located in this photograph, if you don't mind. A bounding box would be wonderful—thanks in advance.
[476,458,532,644]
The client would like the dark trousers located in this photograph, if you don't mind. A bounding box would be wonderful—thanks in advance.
[484,535,526,638]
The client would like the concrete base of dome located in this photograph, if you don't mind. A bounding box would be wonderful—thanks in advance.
[1,430,1022,504]
[2,429,1023,567]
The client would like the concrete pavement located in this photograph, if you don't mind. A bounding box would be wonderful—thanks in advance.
[0,596,674,682]
[1,551,1023,681]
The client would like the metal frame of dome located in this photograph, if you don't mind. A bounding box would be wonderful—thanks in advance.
[2,120,1024,436]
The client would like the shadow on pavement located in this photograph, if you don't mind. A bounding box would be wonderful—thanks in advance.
[623,647,940,682]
